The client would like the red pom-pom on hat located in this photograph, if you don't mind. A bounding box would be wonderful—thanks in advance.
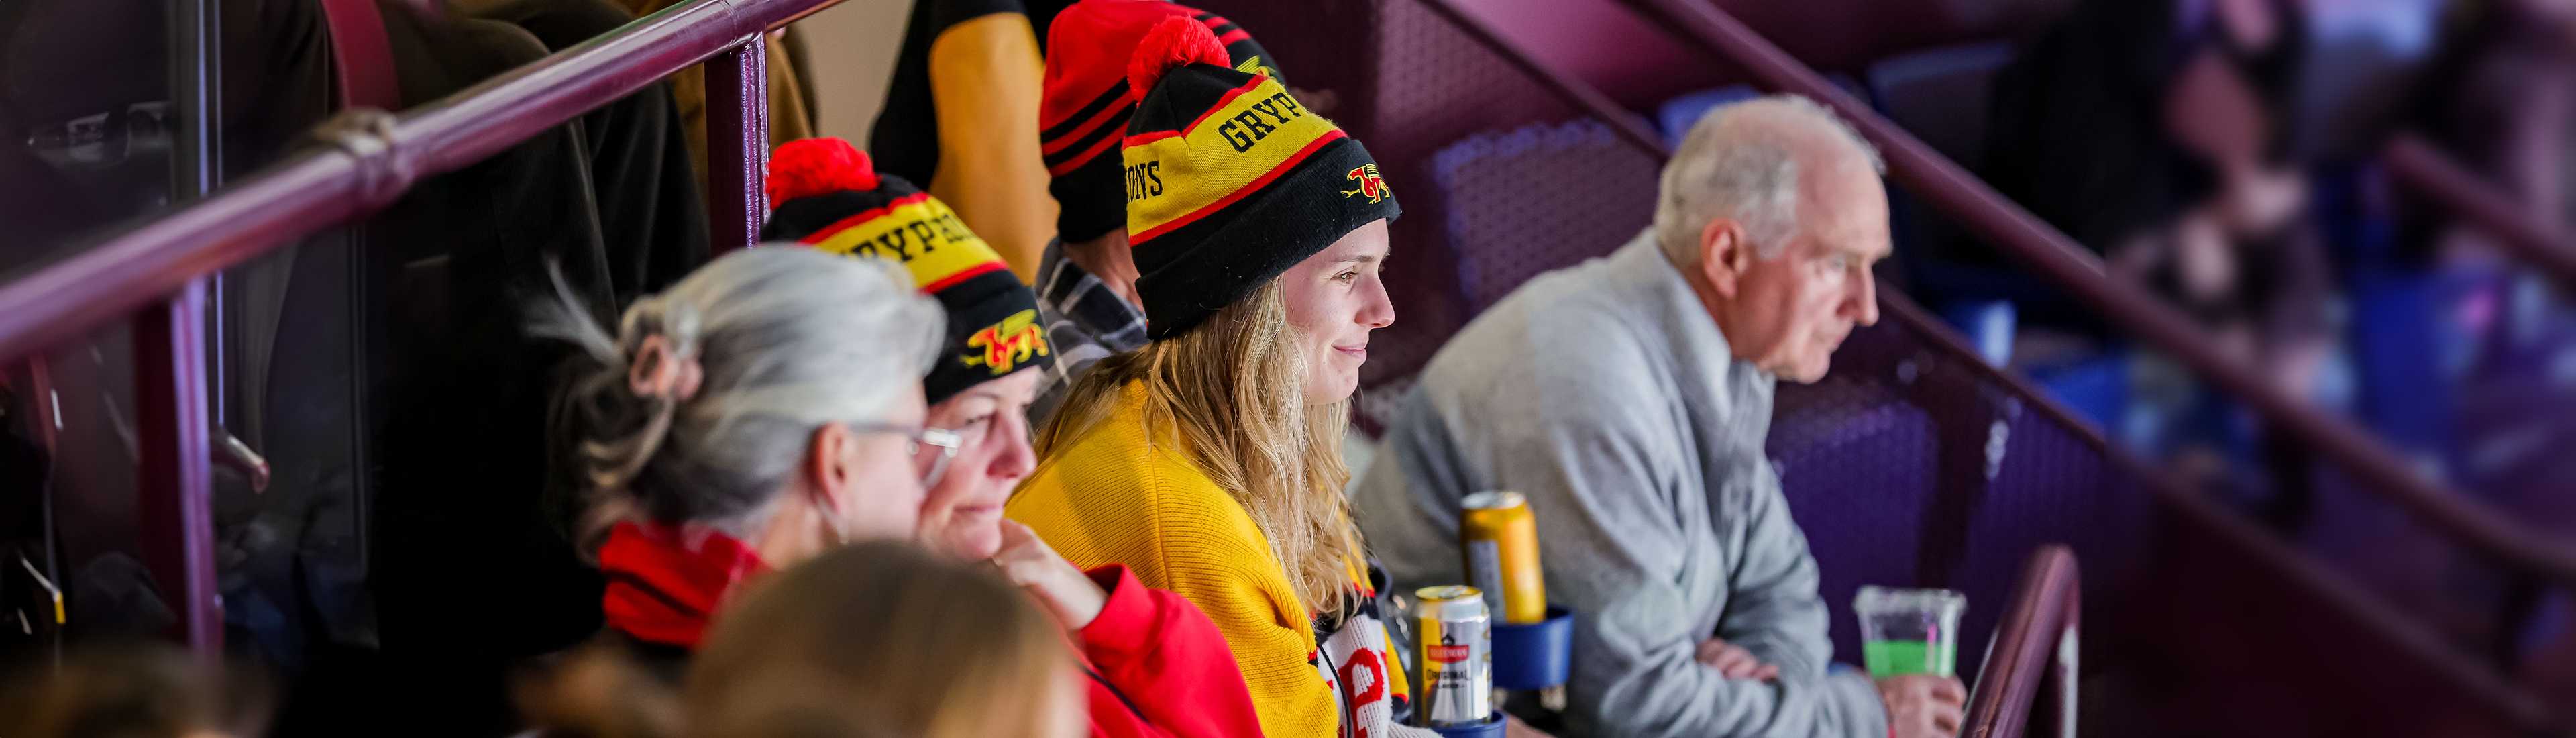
[1126,15,1228,98]
[764,137,881,205]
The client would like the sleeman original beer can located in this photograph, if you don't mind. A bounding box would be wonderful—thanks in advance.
[1460,491,1547,623]
[1413,585,1493,727]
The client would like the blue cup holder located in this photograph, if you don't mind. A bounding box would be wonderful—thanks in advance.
[1430,713,1508,737]
[1493,605,1574,691]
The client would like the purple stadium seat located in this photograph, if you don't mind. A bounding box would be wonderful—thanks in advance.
[1767,323,1941,672]
[1426,119,1660,313]
[1770,299,2152,686]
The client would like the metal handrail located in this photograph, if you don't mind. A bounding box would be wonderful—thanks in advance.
[1608,0,2576,589]
[2382,132,2576,293]
[1962,546,2080,738]
[0,0,831,365]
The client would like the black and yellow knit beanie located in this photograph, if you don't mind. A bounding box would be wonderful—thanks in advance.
[1120,17,1399,340]
[761,137,1051,405]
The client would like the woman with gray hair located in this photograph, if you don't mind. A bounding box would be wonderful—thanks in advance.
[531,245,951,678]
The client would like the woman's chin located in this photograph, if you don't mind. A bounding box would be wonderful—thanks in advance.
[1305,375,1361,406]
[938,521,1006,561]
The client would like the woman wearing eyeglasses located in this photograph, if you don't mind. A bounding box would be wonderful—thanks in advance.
[756,136,1267,738]
[536,244,948,680]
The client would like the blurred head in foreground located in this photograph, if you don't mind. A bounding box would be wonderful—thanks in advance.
[0,642,269,738]
[685,541,1083,738]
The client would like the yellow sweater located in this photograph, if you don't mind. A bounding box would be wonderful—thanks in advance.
[1009,384,1405,737]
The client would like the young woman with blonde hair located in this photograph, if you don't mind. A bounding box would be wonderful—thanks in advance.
[1007,17,1426,738]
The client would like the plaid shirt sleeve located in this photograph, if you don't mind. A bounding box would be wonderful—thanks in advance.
[1030,240,1150,425]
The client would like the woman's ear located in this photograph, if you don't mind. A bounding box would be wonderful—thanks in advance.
[805,423,855,509]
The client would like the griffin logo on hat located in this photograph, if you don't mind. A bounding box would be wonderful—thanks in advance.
[760,137,1053,405]
[965,309,1050,374]
[1342,164,1389,203]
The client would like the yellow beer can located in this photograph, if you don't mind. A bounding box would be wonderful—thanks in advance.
[1460,490,1546,623]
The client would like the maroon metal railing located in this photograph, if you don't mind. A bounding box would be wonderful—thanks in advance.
[705,36,774,251]
[1962,546,2079,738]
[1607,0,2576,593]
[2382,132,2576,293]
[0,0,826,655]
[132,284,219,657]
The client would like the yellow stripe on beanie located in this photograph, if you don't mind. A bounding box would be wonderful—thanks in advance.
[1122,74,1340,243]
[804,193,1004,291]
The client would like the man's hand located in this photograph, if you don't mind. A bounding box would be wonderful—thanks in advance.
[1693,637,1779,681]
[1874,674,1966,738]
[989,520,1108,631]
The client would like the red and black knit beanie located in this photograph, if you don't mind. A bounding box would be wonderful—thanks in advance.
[759,137,1051,405]
[1041,0,1283,244]
[1120,17,1397,340]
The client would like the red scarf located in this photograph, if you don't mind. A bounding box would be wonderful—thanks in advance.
[598,521,770,649]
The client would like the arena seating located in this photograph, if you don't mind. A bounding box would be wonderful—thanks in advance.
[5,0,2574,734]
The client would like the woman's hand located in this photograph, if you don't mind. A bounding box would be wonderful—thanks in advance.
[990,520,1108,631]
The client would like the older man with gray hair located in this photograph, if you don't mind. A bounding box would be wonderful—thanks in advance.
[1352,95,1963,738]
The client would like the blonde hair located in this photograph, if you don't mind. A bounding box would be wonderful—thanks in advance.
[685,541,1068,738]
[1038,282,1366,621]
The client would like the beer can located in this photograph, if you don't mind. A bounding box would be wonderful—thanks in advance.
[1460,491,1546,623]
[1413,585,1492,727]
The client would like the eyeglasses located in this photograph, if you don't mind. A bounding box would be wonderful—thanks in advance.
[848,422,962,488]
[914,427,962,487]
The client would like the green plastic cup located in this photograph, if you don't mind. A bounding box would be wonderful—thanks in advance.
[1854,586,1966,678]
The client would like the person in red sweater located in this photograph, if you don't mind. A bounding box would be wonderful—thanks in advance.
[757,136,1267,738]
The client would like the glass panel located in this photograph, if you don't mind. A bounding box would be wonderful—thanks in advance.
[0,0,182,270]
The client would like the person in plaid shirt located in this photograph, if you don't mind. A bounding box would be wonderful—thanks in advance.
[1032,236,1150,423]
[1028,0,1283,423]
